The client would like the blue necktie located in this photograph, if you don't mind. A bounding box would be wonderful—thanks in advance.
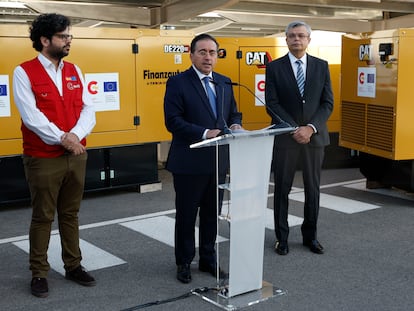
[296,60,305,96]
[203,76,217,117]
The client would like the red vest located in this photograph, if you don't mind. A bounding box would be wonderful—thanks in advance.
[20,58,86,157]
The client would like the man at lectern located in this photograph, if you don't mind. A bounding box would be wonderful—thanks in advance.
[265,21,334,256]
[164,33,243,283]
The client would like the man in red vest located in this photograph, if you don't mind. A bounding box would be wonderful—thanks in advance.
[13,13,96,298]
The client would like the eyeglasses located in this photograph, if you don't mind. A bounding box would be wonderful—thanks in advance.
[54,34,73,41]
[286,33,309,40]
[195,49,217,57]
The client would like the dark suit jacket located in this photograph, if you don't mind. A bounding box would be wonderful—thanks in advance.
[164,66,242,175]
[265,53,333,148]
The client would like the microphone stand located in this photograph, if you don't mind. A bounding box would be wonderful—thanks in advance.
[210,79,232,135]
[225,81,292,129]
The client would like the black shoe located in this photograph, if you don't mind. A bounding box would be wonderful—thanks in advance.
[303,239,324,254]
[199,261,228,279]
[31,277,48,298]
[177,264,191,283]
[65,266,96,286]
[275,241,289,255]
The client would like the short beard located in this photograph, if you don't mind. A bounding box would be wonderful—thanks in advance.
[50,47,68,60]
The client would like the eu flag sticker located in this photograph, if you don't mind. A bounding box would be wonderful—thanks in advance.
[0,84,7,96]
[367,74,375,84]
[104,81,117,92]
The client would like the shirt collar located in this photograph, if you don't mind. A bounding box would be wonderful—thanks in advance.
[288,52,307,66]
[192,64,213,81]
[38,53,64,70]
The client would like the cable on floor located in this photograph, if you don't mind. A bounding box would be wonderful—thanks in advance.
[120,286,218,311]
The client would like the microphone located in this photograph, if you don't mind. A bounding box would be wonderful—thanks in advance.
[225,81,292,128]
[209,79,232,135]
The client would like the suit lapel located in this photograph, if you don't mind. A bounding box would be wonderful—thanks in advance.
[304,55,315,97]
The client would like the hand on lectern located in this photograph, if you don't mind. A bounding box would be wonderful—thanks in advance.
[229,124,243,131]
[206,129,222,138]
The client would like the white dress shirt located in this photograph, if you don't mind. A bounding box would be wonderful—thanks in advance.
[288,52,307,80]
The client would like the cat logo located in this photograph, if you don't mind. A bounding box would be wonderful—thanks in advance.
[359,44,373,61]
[245,51,272,68]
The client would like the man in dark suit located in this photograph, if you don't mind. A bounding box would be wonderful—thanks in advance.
[164,33,243,283]
[265,21,333,255]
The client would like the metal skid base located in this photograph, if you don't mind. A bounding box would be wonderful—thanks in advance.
[193,281,287,310]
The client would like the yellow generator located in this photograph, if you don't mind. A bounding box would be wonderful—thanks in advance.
[0,25,342,203]
[340,29,414,191]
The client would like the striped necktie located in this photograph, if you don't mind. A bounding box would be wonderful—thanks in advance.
[296,60,305,96]
[203,76,217,117]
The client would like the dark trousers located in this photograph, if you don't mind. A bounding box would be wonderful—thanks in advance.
[173,173,224,266]
[23,153,87,278]
[273,145,324,243]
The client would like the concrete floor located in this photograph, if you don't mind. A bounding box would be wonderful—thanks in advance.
[1,167,413,311]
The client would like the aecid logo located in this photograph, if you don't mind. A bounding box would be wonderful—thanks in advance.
[245,51,272,68]
[257,79,265,92]
[88,81,99,95]
[359,71,365,84]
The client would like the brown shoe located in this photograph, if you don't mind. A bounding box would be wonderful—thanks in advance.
[31,277,48,298]
[65,266,96,286]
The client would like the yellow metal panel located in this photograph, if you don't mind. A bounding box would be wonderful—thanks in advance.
[237,43,285,130]
[328,64,341,133]
[215,37,243,96]
[134,34,193,143]
[69,28,143,149]
[87,131,138,148]
[394,29,414,159]
[216,37,283,130]
[68,37,137,135]
[339,33,398,107]
[0,27,37,156]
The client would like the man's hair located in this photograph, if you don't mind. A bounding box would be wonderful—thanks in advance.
[285,21,312,36]
[30,13,71,52]
[190,33,219,53]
